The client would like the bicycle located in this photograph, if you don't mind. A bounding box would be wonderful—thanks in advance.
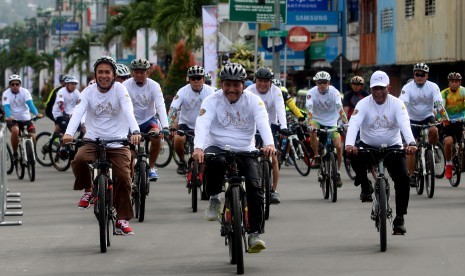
[434,142,445,179]
[411,123,438,198]
[78,137,131,253]
[153,134,173,168]
[315,127,342,203]
[277,124,311,177]
[358,145,404,252]
[34,131,53,167]
[48,131,84,172]
[447,119,465,187]
[6,143,14,175]
[205,148,264,275]
[177,129,208,212]
[12,117,40,182]
[254,133,273,221]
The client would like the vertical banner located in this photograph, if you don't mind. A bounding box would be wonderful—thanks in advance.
[54,58,62,86]
[202,6,218,86]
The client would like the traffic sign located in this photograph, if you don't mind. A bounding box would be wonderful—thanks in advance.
[229,0,287,23]
[260,30,288,37]
[260,28,286,52]
[286,26,311,51]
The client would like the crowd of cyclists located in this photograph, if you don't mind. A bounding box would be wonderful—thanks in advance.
[2,56,465,251]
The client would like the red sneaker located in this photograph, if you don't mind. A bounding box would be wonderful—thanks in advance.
[116,220,134,235]
[445,164,453,179]
[78,192,93,209]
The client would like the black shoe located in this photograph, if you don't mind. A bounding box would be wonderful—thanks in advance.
[335,173,342,188]
[393,215,406,235]
[360,183,374,202]
[409,176,417,187]
[12,152,19,163]
[176,162,187,175]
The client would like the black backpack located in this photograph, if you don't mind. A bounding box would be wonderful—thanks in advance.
[45,86,62,122]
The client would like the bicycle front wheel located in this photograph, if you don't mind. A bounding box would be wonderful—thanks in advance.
[450,144,462,187]
[25,140,35,182]
[415,152,424,195]
[155,138,173,168]
[261,160,271,220]
[291,139,311,176]
[425,149,435,198]
[328,152,337,203]
[15,147,25,180]
[231,186,244,275]
[189,158,199,213]
[138,161,148,222]
[434,143,445,178]
[6,143,14,175]
[343,151,356,180]
[34,131,52,167]
[378,178,387,252]
[96,175,108,253]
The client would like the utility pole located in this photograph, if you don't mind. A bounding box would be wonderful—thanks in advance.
[272,0,280,78]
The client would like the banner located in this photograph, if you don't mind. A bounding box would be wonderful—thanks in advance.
[202,6,218,86]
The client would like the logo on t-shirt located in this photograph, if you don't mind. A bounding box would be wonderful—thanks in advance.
[352,109,358,116]
[199,108,206,116]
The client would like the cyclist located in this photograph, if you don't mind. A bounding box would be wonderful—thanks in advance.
[441,72,465,179]
[2,74,44,159]
[345,70,417,234]
[44,74,68,122]
[245,67,289,204]
[63,56,141,235]
[204,72,218,91]
[399,63,449,187]
[193,62,276,253]
[343,76,370,119]
[168,65,215,174]
[305,71,348,187]
[115,63,131,83]
[123,58,169,181]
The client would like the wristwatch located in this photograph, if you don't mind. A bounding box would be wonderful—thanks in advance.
[408,142,417,146]
[132,130,141,135]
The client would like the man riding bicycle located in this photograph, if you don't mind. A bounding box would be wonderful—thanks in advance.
[441,72,465,179]
[193,62,276,253]
[343,76,370,119]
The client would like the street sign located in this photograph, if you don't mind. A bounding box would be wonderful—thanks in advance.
[229,0,287,23]
[260,30,288,37]
[261,28,286,52]
[286,11,340,33]
[286,26,311,51]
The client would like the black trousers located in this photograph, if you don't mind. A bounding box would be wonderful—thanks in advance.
[205,146,264,234]
[350,142,410,215]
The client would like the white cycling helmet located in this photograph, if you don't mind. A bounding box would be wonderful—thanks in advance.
[64,76,79,84]
[272,78,282,87]
[116,64,131,77]
[413,63,429,73]
[313,71,331,81]
[8,74,22,84]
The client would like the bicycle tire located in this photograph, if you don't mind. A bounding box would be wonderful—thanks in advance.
[320,161,329,199]
[173,138,191,166]
[97,175,108,253]
[291,139,311,176]
[200,166,208,201]
[415,152,424,195]
[106,181,114,248]
[425,149,435,198]
[15,146,25,180]
[434,143,445,178]
[343,151,356,180]
[155,138,173,168]
[378,178,387,252]
[25,140,35,182]
[132,165,140,220]
[138,161,148,222]
[231,186,244,275]
[6,143,14,175]
[49,137,71,172]
[261,160,271,220]
[328,152,337,203]
[449,143,462,187]
[188,158,199,213]
[34,131,53,167]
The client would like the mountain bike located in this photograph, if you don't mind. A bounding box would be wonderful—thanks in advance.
[411,123,438,198]
[254,133,273,221]
[358,145,404,252]
[79,137,131,253]
[178,130,208,212]
[446,119,465,187]
[206,148,263,275]
[315,127,342,203]
[12,117,40,182]
[277,124,311,176]
[34,131,53,167]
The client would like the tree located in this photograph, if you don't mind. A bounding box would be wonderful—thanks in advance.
[64,33,99,81]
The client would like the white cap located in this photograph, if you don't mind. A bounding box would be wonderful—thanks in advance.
[370,70,390,88]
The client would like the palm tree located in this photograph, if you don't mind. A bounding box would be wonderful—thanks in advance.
[64,33,99,81]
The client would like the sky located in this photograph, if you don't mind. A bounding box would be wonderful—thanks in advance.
[0,0,55,26]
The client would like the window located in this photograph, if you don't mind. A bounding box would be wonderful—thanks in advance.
[381,8,393,31]
[405,0,415,18]
[425,0,435,16]
[347,0,359,23]
[361,0,375,34]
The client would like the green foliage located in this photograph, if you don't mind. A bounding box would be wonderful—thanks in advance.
[229,42,262,73]
[149,65,165,86]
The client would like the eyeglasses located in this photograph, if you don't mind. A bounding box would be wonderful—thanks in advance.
[317,81,328,85]
[351,83,363,86]
[10,83,20,87]
[190,76,203,81]
[414,73,427,78]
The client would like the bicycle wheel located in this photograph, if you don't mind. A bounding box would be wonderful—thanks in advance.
[378,178,387,252]
[434,143,445,178]
[34,131,52,167]
[200,165,208,201]
[189,159,199,213]
[96,175,108,253]
[173,139,191,166]
[155,138,173,168]
[320,161,329,199]
[261,160,271,220]
[425,149,435,198]
[449,144,462,187]
[15,147,25,180]
[328,152,337,203]
[6,143,14,175]
[415,152,424,195]
[132,165,141,220]
[106,181,114,248]
[291,139,311,176]
[343,152,356,180]
[138,161,148,222]
[49,140,71,172]
[231,186,244,275]
[25,140,35,182]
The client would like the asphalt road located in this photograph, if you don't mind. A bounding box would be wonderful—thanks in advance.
[1,119,465,276]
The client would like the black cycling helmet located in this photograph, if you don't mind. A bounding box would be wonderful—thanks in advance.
[219,63,247,81]
[187,65,205,77]
[93,56,117,74]
[130,58,151,70]
[254,67,274,80]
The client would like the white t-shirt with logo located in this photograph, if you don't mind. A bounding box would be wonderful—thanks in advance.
[399,80,443,121]
[194,90,273,152]
[305,85,343,126]
[170,84,215,129]
[2,87,33,121]
[346,94,415,147]
[52,87,81,119]
[245,84,287,129]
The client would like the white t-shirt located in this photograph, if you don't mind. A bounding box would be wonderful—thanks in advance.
[194,90,273,152]
[123,78,168,127]
[305,85,343,126]
[2,87,33,121]
[170,84,215,129]
[52,87,81,119]
[245,83,287,129]
[346,94,415,147]
[399,80,443,121]
[65,82,139,143]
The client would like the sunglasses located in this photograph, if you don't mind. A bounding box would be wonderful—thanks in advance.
[352,83,363,86]
[10,83,20,86]
[190,76,203,81]
[415,73,427,77]
[317,81,328,85]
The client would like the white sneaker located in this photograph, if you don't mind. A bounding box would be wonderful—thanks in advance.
[248,233,266,253]
[205,198,221,221]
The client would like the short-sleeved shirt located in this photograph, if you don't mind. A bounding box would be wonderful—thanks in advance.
[52,87,81,119]
[2,87,33,121]
[441,86,465,121]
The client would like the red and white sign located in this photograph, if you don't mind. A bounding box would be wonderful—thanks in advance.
[286,26,311,51]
